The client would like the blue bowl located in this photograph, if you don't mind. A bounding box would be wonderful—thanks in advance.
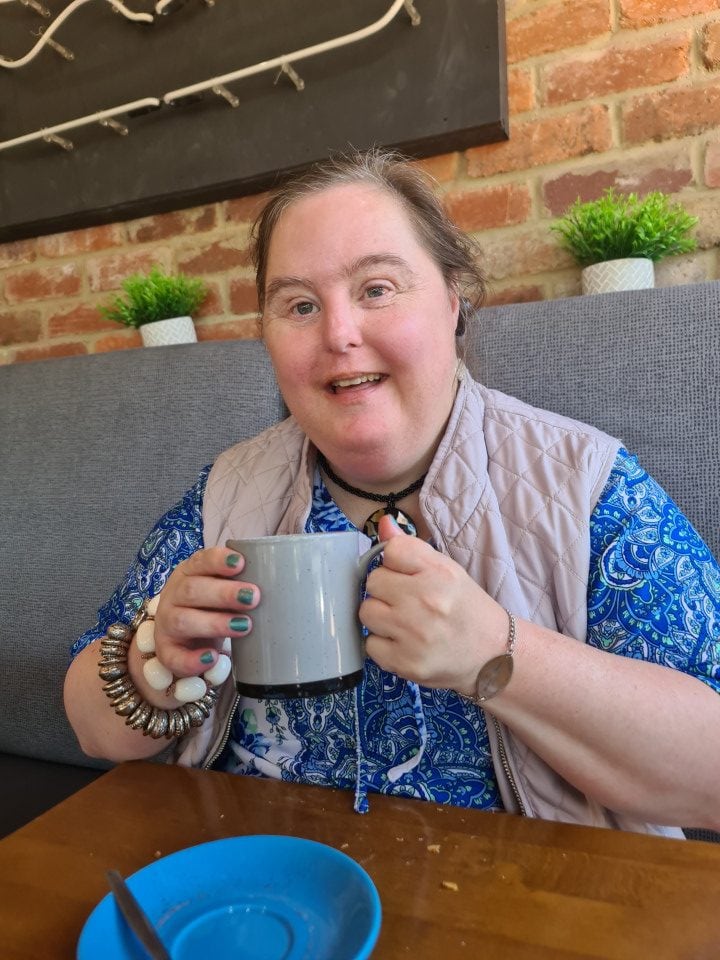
[78,835,382,960]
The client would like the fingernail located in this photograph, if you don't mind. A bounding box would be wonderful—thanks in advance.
[229,615,250,632]
[237,588,254,605]
[199,651,214,665]
[226,554,241,568]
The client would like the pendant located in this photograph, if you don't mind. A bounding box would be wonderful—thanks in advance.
[363,505,418,540]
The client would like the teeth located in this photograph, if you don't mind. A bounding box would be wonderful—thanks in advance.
[332,374,382,389]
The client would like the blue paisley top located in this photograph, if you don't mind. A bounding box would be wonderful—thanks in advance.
[72,449,720,813]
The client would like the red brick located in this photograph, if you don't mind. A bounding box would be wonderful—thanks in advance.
[37,224,125,258]
[467,105,612,178]
[0,308,42,345]
[542,146,694,215]
[543,35,690,106]
[177,240,251,274]
[444,184,532,232]
[508,67,534,115]
[195,318,261,341]
[481,227,575,282]
[93,331,143,353]
[483,284,544,306]
[225,192,273,224]
[623,81,720,144]
[47,302,116,337]
[126,206,218,244]
[0,238,37,270]
[507,0,610,63]
[620,0,719,28]
[229,278,259,315]
[195,280,224,318]
[701,21,720,70]
[704,141,720,187]
[87,249,172,293]
[12,341,87,363]
[4,264,81,304]
[411,153,459,183]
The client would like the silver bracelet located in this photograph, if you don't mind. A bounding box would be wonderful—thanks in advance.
[98,600,221,739]
[466,610,516,705]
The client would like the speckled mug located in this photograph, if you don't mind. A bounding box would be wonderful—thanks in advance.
[226,532,385,699]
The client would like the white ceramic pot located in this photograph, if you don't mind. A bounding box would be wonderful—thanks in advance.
[140,316,197,347]
[581,258,655,295]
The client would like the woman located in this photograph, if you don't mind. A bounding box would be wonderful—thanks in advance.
[64,150,720,834]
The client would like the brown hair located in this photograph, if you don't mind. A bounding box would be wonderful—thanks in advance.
[250,148,485,333]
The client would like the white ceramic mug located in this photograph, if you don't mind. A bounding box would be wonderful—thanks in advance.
[225,532,385,699]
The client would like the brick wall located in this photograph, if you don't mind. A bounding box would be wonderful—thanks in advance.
[2,0,720,364]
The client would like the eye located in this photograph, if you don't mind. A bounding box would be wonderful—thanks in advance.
[364,283,390,300]
[291,300,317,317]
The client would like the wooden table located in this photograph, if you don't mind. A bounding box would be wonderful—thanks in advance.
[1,761,719,960]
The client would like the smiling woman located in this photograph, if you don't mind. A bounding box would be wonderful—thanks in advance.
[64,149,720,838]
[259,181,461,495]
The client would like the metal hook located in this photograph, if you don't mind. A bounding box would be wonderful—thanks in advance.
[99,117,129,135]
[273,62,304,92]
[43,132,73,151]
[403,0,420,26]
[212,84,239,107]
[20,0,51,17]
[32,26,74,61]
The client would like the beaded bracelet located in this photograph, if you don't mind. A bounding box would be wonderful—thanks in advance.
[97,599,226,739]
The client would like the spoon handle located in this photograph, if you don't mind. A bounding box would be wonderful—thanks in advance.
[106,869,172,960]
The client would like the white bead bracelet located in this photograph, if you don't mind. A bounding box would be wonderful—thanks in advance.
[137,598,233,704]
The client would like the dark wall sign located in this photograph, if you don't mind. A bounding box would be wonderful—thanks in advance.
[0,0,508,242]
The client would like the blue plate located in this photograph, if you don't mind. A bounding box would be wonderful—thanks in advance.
[78,835,381,960]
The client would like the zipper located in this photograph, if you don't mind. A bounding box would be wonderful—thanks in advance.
[203,692,241,770]
[493,715,527,816]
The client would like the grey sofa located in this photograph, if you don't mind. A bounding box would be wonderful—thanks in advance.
[2,281,718,838]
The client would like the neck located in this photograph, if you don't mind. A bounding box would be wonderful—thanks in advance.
[316,451,430,540]
[316,451,425,502]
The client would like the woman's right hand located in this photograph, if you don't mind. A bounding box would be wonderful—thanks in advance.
[151,546,259,679]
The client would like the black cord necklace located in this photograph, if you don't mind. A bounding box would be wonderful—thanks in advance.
[317,451,425,539]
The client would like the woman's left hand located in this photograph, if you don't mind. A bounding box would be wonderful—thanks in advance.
[360,515,508,695]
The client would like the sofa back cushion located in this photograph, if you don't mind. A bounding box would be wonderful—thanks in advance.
[465,281,720,563]
[1,339,286,767]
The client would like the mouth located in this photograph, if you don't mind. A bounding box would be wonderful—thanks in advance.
[328,373,385,394]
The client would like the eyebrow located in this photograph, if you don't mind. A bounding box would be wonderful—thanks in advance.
[343,253,415,279]
[264,253,415,304]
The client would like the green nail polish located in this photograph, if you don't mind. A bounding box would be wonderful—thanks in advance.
[226,554,241,568]
[237,588,254,605]
[200,651,214,664]
[230,616,250,632]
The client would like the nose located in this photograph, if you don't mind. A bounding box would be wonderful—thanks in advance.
[321,297,363,352]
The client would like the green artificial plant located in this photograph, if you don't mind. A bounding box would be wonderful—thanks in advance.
[551,189,697,268]
[99,266,208,328]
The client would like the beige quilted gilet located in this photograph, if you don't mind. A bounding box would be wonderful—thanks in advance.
[189,374,681,837]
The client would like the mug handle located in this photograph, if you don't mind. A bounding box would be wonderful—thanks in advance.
[357,540,387,580]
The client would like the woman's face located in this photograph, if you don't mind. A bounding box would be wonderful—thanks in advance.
[261,182,460,488]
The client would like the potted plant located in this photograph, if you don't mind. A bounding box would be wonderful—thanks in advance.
[99,266,208,347]
[551,189,698,295]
